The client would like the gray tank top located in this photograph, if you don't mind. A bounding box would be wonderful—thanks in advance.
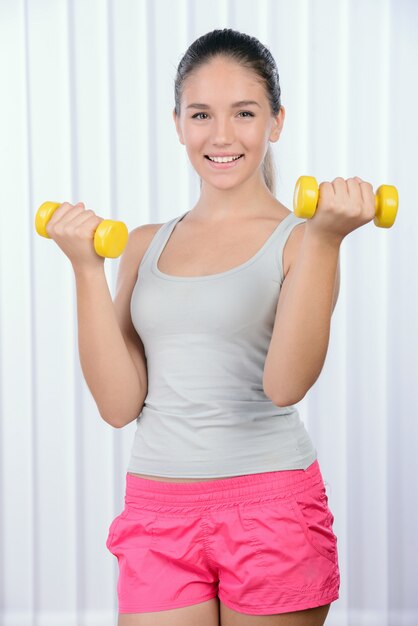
[128,210,317,477]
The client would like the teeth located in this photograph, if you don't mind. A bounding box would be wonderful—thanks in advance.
[207,155,242,163]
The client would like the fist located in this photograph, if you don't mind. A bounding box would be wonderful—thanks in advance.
[309,177,376,243]
[45,202,105,270]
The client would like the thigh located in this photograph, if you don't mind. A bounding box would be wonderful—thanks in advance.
[220,601,330,625]
[119,597,220,626]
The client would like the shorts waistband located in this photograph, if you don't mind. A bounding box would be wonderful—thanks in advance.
[124,460,323,508]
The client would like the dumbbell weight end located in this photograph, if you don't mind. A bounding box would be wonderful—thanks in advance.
[293,176,319,220]
[35,201,61,238]
[94,219,129,258]
[374,185,398,229]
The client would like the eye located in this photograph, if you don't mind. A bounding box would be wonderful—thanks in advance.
[191,111,255,120]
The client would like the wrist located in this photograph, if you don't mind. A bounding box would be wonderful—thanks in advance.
[303,223,344,250]
[72,262,105,280]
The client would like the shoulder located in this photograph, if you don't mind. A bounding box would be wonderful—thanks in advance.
[280,218,341,312]
[129,222,165,255]
[282,218,306,278]
[118,222,165,277]
[130,222,165,243]
[265,202,306,278]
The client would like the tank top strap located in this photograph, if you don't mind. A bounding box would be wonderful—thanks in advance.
[137,212,187,275]
[262,212,307,283]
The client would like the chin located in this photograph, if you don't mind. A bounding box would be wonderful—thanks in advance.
[201,178,243,191]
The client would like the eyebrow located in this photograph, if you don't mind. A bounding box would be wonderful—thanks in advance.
[186,100,261,110]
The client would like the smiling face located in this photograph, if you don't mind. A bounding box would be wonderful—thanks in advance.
[173,56,285,193]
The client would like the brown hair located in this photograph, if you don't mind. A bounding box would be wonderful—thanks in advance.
[174,28,282,196]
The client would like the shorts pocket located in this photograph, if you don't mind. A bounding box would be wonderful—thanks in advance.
[238,496,304,569]
[239,510,270,567]
[288,482,338,564]
[106,506,157,556]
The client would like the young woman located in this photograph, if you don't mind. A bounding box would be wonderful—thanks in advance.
[47,27,376,626]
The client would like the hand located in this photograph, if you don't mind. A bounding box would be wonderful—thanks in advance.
[45,202,105,271]
[305,177,376,244]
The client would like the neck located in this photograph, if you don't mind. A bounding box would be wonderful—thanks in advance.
[193,175,274,223]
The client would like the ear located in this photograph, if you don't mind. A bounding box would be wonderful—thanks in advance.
[269,105,285,144]
[172,109,185,145]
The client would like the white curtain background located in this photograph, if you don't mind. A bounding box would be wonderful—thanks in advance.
[0,0,416,624]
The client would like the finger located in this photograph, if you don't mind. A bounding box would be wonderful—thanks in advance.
[331,177,347,202]
[317,181,334,209]
[58,204,88,228]
[353,176,367,202]
[82,215,104,237]
[48,205,83,233]
[359,181,375,218]
[70,211,98,227]
[351,176,373,201]
[49,201,76,224]
[346,177,362,207]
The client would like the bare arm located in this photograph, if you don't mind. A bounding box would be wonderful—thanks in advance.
[74,226,157,427]
[74,268,143,427]
[263,223,341,406]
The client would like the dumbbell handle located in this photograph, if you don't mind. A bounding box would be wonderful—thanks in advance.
[35,201,129,258]
[293,176,399,228]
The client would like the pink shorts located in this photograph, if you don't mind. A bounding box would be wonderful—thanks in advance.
[106,459,340,615]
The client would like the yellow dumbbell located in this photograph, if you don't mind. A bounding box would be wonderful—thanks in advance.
[35,201,129,258]
[293,176,398,228]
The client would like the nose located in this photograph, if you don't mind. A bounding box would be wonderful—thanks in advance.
[211,117,235,145]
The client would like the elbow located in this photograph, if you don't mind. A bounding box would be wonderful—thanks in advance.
[114,414,140,429]
[271,395,301,408]
[100,413,123,429]
[99,398,144,429]
[264,384,304,408]
[100,412,139,429]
